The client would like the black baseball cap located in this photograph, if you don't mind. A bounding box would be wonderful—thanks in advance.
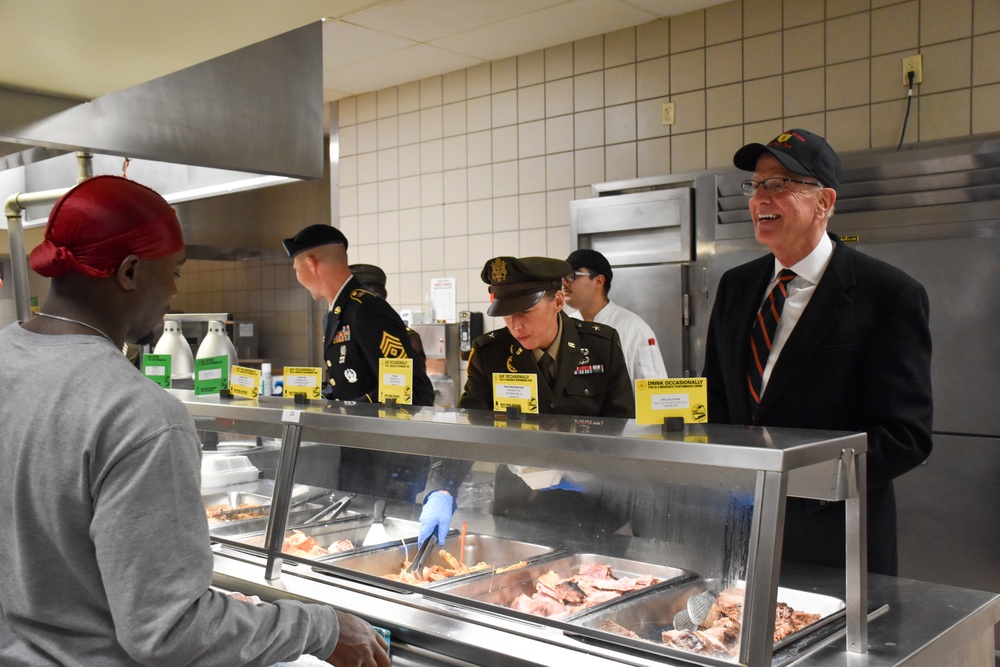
[481,256,571,317]
[282,224,349,258]
[733,128,841,191]
[566,248,613,293]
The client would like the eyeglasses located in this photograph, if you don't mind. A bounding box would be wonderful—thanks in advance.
[562,271,594,284]
[741,177,822,196]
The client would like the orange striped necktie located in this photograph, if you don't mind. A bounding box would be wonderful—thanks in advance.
[747,269,797,412]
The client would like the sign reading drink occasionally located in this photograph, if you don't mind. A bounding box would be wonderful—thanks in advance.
[635,377,709,425]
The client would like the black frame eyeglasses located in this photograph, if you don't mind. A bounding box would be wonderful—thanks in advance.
[741,177,822,196]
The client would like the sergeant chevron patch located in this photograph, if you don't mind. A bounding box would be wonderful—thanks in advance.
[380,332,407,358]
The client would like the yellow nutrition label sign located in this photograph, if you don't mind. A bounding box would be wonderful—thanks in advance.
[635,378,708,425]
[283,367,323,400]
[378,357,414,405]
[228,365,261,399]
[491,372,539,414]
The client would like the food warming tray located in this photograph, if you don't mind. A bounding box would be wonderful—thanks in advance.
[571,578,846,661]
[435,553,697,621]
[323,534,555,588]
[221,515,415,553]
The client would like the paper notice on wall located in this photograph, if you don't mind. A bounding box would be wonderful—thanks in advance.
[430,277,457,323]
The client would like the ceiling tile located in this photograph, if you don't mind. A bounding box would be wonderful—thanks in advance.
[430,0,659,62]
[324,44,482,96]
[345,0,567,42]
[322,20,417,67]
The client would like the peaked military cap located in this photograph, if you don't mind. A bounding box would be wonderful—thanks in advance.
[282,224,349,258]
[349,263,387,287]
[481,256,572,317]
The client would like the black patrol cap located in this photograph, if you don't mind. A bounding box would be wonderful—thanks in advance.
[733,128,841,191]
[282,224,349,258]
[481,256,571,317]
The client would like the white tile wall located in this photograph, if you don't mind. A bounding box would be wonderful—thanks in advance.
[271,0,1000,343]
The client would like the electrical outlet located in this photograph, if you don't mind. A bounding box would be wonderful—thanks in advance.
[661,102,676,126]
[902,55,923,86]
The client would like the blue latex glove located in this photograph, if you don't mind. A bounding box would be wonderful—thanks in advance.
[418,490,454,547]
[539,476,585,492]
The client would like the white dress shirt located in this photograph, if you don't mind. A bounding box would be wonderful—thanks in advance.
[759,233,834,395]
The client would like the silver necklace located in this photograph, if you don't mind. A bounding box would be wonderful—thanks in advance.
[34,312,117,347]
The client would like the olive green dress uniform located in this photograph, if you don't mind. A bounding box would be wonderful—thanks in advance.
[461,311,633,418]
[453,256,635,533]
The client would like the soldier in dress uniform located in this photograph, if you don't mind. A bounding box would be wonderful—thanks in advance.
[283,225,434,501]
[418,256,635,545]
[283,225,434,406]
[348,263,428,384]
[460,256,634,417]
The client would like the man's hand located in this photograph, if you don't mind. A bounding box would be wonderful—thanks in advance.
[418,490,454,546]
[324,611,389,667]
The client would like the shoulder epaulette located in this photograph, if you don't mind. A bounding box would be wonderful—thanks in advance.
[574,319,615,340]
[474,329,506,347]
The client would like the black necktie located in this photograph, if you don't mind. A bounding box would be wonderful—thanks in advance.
[747,269,796,409]
[323,310,333,345]
[538,353,555,388]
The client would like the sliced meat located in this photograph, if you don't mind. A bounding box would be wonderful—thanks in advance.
[601,619,641,639]
[579,563,614,579]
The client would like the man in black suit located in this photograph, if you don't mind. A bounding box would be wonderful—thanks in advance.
[284,225,435,501]
[702,129,933,576]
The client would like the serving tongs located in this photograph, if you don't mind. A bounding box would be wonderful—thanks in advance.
[301,493,355,526]
[212,490,330,522]
[405,537,436,579]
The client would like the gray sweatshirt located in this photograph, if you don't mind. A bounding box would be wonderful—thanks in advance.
[0,324,339,666]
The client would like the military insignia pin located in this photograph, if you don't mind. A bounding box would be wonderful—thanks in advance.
[490,258,508,283]
[344,368,358,383]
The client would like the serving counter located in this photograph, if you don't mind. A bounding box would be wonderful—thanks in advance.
[179,391,999,666]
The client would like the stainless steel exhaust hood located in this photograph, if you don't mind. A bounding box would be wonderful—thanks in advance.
[2,22,328,261]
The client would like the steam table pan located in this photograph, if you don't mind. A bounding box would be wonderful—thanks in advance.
[571,578,846,662]
[435,553,697,621]
[323,534,555,588]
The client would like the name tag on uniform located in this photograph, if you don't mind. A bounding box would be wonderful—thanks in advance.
[492,372,539,414]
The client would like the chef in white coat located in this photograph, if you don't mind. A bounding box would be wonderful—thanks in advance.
[562,248,668,383]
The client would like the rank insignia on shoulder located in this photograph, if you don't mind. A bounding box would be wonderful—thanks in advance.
[573,364,604,375]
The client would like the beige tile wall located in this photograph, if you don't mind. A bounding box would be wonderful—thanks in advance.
[170,257,321,370]
[173,0,1000,365]
[335,0,999,335]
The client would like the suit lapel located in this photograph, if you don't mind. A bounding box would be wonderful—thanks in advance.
[756,239,855,419]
